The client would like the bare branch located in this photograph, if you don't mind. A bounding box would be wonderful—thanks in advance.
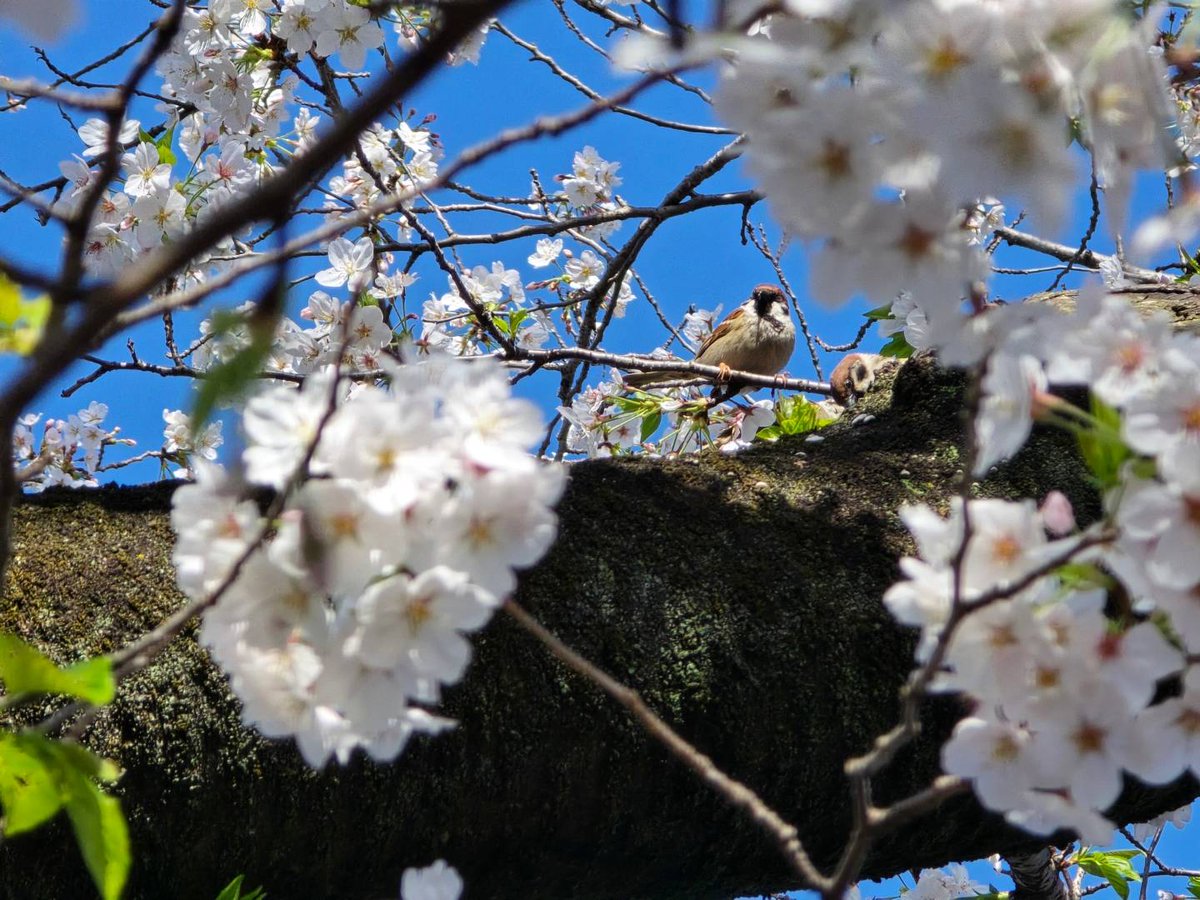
[505,597,832,892]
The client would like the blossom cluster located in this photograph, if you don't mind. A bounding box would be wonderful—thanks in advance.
[190,235,420,377]
[170,354,563,766]
[162,409,225,476]
[324,118,440,227]
[421,261,554,357]
[890,497,1160,843]
[12,402,121,491]
[905,864,986,900]
[558,373,786,457]
[884,288,1200,833]
[58,1,449,282]
[551,146,626,241]
[11,402,222,490]
[713,0,1174,334]
[692,0,1200,840]
[421,146,635,360]
[877,282,1200,839]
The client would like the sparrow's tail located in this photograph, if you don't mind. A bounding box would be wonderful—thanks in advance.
[622,369,683,389]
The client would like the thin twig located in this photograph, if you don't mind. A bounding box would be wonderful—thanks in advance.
[504,598,831,891]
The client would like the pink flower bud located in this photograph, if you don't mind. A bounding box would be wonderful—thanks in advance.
[1040,490,1075,536]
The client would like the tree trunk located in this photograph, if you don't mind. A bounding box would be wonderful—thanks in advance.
[1,290,1197,900]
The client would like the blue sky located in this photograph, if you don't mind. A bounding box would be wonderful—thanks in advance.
[0,3,1195,897]
[0,2,1160,466]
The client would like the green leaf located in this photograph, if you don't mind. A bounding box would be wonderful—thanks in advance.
[879,332,914,359]
[0,633,115,705]
[34,741,128,900]
[1075,395,1131,489]
[1077,849,1142,900]
[50,740,122,784]
[19,294,50,332]
[8,295,51,355]
[640,410,661,443]
[215,875,246,900]
[1055,562,1113,592]
[61,768,130,900]
[154,129,176,165]
[1187,875,1200,898]
[771,395,837,436]
[215,875,267,900]
[754,424,782,442]
[864,303,895,321]
[191,312,276,431]
[1067,115,1086,149]
[0,274,20,325]
[0,275,52,356]
[0,733,62,835]
[0,734,127,900]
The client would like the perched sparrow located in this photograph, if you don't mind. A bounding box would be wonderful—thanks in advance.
[625,284,796,390]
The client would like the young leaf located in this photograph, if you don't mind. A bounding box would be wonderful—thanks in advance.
[215,875,247,900]
[0,733,128,898]
[10,295,51,355]
[50,740,122,784]
[0,733,62,835]
[0,633,115,705]
[772,395,837,436]
[1055,562,1114,592]
[155,128,177,165]
[1075,395,1131,489]
[0,275,52,356]
[640,410,661,443]
[39,741,129,900]
[215,874,267,900]
[507,309,529,333]
[0,273,22,327]
[1187,875,1200,898]
[754,424,782,442]
[1076,848,1142,900]
[880,332,914,359]
[62,772,130,900]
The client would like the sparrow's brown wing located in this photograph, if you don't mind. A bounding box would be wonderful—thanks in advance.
[694,307,744,363]
[625,306,746,388]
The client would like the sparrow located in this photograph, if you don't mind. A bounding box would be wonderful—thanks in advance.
[625,284,796,392]
[828,352,886,408]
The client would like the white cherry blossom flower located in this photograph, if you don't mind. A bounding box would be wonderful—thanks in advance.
[316,236,376,293]
[78,117,140,159]
[401,860,463,900]
[528,237,563,269]
[122,142,171,198]
[974,353,1047,475]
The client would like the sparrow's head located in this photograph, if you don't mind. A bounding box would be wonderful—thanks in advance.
[750,284,787,317]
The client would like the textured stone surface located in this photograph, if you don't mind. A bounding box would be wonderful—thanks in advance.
[0,319,1197,898]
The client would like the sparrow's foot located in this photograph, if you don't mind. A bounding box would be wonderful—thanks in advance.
[715,362,733,384]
